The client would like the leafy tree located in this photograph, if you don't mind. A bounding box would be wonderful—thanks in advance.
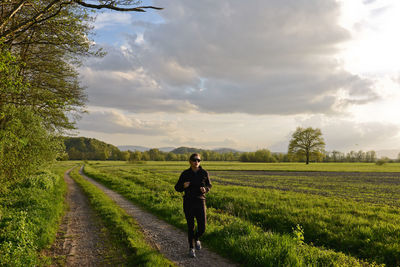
[1,1,162,134]
[0,47,63,181]
[120,151,130,161]
[1,4,95,132]
[365,150,376,163]
[129,151,142,161]
[148,148,165,161]
[288,127,325,164]
[166,152,177,161]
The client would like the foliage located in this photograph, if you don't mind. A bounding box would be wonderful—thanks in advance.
[69,167,175,266]
[0,168,67,266]
[324,150,377,163]
[292,224,305,245]
[288,127,326,164]
[83,162,379,266]
[376,158,389,166]
[64,136,122,160]
[0,47,64,181]
[0,4,95,132]
[239,149,278,162]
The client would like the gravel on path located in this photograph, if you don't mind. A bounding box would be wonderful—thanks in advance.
[79,167,238,267]
[46,168,124,266]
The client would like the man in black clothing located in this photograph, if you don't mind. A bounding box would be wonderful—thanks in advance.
[175,153,212,258]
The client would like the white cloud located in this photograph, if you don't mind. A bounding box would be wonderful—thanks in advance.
[94,12,132,30]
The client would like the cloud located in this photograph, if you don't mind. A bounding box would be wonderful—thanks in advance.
[77,109,179,135]
[325,121,400,151]
[94,12,132,30]
[294,115,400,151]
[81,0,377,115]
[80,66,199,113]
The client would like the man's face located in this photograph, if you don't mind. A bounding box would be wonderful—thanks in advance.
[190,157,201,168]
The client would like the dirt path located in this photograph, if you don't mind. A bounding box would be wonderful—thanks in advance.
[79,167,238,267]
[46,169,124,266]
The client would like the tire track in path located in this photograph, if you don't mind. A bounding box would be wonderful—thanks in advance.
[48,168,123,266]
[79,167,238,267]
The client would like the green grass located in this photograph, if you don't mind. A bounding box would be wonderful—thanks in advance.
[83,162,378,266]
[69,166,175,266]
[89,160,400,172]
[127,161,400,265]
[0,161,76,266]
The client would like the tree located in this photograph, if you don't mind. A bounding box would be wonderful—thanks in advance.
[0,48,63,181]
[288,127,325,164]
[0,1,162,44]
[1,1,162,133]
[1,2,162,180]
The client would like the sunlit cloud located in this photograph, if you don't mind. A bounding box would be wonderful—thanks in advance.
[76,0,400,155]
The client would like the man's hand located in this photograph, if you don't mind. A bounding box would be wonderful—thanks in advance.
[200,187,206,194]
[184,182,190,188]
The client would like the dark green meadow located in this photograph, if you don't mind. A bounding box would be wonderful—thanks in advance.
[83,161,400,266]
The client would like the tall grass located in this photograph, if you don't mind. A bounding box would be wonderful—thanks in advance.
[0,162,74,266]
[83,163,374,266]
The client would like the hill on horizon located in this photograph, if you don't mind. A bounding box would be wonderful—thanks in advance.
[118,146,175,152]
[118,145,240,154]
[64,137,121,160]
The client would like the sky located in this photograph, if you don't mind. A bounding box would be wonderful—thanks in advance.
[76,0,400,157]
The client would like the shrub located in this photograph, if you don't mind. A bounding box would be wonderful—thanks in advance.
[376,158,388,165]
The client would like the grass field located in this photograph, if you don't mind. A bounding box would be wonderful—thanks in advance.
[81,161,400,266]
[119,161,400,172]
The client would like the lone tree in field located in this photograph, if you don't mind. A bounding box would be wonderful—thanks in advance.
[288,127,325,164]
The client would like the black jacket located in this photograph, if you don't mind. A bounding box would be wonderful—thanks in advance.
[175,166,212,200]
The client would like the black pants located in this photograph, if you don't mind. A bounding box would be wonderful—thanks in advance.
[183,198,206,248]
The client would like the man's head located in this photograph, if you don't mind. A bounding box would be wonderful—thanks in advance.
[189,153,201,169]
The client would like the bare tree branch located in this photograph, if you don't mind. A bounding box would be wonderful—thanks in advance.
[73,0,162,12]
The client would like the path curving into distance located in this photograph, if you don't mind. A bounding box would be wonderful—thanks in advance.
[48,168,119,266]
[79,167,238,267]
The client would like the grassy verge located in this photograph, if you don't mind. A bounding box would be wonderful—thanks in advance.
[0,162,75,266]
[83,164,377,266]
[69,166,175,266]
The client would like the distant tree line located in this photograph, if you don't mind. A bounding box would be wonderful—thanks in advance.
[63,137,393,163]
[323,150,377,163]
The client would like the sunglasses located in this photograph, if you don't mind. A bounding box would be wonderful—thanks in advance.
[191,158,201,162]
